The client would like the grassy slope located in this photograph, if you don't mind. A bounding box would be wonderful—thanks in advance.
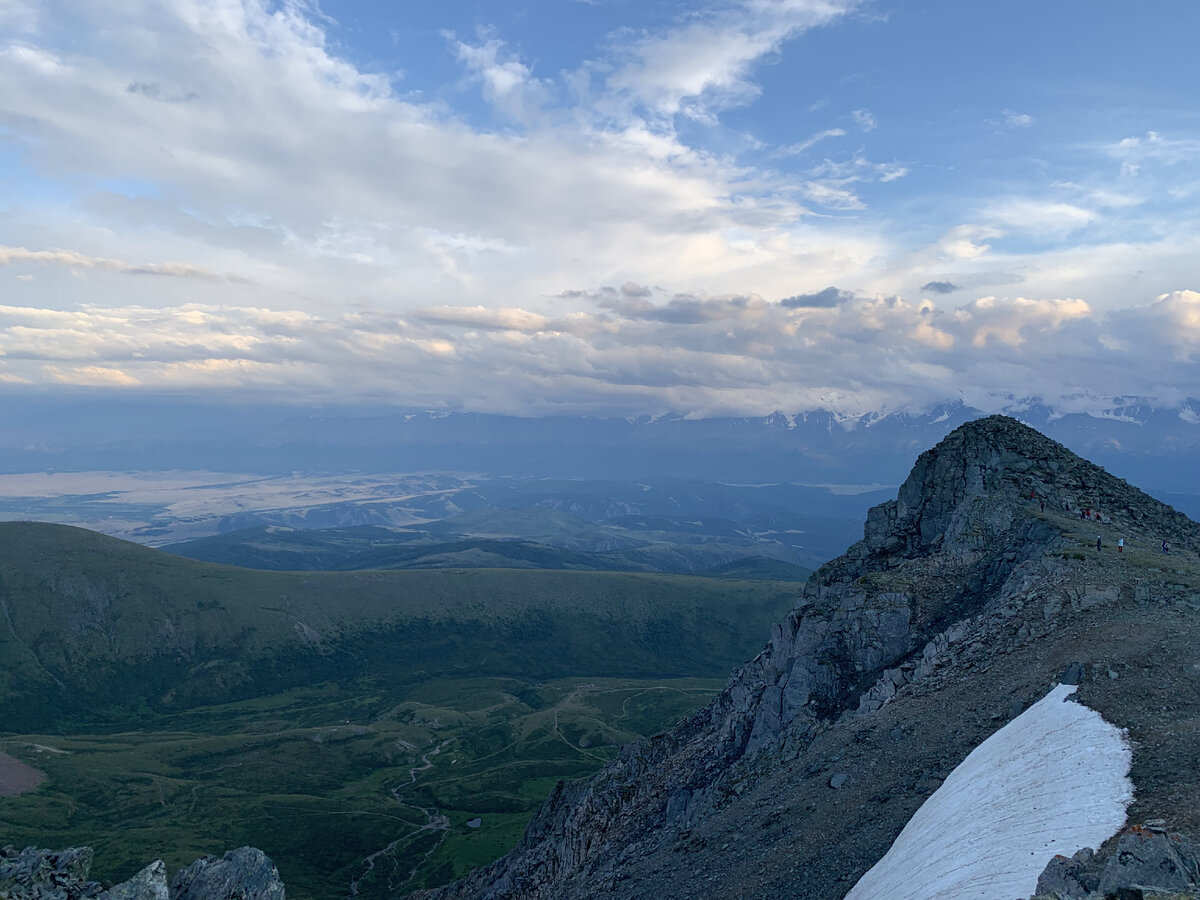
[0,522,800,730]
[0,521,803,896]
[0,674,728,899]
[168,520,806,575]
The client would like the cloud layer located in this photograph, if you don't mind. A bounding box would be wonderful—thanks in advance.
[1,1,1198,418]
[1,289,1197,416]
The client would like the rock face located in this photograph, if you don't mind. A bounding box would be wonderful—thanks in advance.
[419,415,1200,900]
[98,862,168,900]
[170,849,284,900]
[0,847,282,900]
[0,847,98,900]
[1032,825,1200,898]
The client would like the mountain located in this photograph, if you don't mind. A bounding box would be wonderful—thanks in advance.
[0,523,799,731]
[419,415,1200,900]
[6,398,1200,503]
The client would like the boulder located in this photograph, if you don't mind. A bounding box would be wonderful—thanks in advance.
[169,849,284,900]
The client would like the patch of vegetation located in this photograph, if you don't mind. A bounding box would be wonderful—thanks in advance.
[0,675,725,900]
[0,522,799,730]
[0,522,797,896]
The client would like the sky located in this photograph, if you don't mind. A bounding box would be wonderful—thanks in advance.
[1,0,1198,417]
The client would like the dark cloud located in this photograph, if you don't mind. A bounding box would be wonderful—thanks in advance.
[620,281,652,298]
[921,280,960,295]
[779,286,854,308]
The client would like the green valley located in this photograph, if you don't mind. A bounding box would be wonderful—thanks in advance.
[0,522,799,896]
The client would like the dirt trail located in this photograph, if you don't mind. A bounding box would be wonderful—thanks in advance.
[349,738,453,897]
[0,750,45,796]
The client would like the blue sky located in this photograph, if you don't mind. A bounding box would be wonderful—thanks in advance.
[0,0,1198,417]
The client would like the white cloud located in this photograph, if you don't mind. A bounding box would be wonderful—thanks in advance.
[852,108,876,131]
[449,29,552,122]
[0,245,236,280]
[983,199,1098,237]
[1110,131,1200,172]
[775,127,845,156]
[0,0,890,313]
[601,0,859,123]
[0,287,1194,419]
[1002,108,1033,128]
[1,0,1197,421]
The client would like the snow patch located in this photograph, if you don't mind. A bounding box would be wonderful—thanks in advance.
[845,683,1132,900]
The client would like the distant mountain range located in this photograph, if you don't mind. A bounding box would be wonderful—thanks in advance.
[4,396,1199,502]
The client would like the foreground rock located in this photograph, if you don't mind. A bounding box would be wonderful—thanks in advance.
[419,415,1200,899]
[1032,825,1200,899]
[0,847,98,900]
[0,847,283,900]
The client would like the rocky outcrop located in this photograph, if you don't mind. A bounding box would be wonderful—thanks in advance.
[420,415,1200,900]
[0,848,282,900]
[1032,824,1200,899]
[170,849,283,900]
[98,862,168,900]
[0,847,98,900]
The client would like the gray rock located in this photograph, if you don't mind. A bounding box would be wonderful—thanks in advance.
[1096,829,1200,895]
[1035,847,1097,898]
[98,862,168,900]
[1032,827,1200,899]
[0,846,100,900]
[1060,661,1084,685]
[828,774,848,789]
[170,848,284,900]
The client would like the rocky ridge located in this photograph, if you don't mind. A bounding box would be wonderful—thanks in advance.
[419,415,1200,900]
[0,847,283,900]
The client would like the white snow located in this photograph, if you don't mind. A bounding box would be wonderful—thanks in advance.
[844,683,1132,900]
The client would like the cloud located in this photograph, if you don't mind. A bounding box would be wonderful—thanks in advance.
[921,280,959,295]
[1003,109,1033,128]
[780,286,854,307]
[0,0,886,311]
[602,0,860,123]
[415,305,551,332]
[852,108,876,131]
[953,296,1090,347]
[775,127,845,156]
[1108,131,1200,178]
[800,153,908,210]
[0,288,1193,419]
[0,245,237,280]
[448,28,552,122]
[1,0,1197,422]
[983,199,1098,237]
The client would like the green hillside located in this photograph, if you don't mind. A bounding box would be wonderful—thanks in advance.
[0,521,803,897]
[0,522,799,729]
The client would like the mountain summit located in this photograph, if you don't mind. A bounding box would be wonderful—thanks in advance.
[422,415,1200,899]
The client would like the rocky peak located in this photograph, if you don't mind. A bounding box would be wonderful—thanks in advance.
[421,416,1200,900]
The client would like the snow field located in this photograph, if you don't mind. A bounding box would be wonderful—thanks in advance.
[844,683,1133,900]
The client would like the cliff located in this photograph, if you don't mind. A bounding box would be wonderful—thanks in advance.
[420,415,1200,899]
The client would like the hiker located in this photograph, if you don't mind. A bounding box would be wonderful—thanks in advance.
[1039,498,1045,512]
[1096,536,1102,551]
[1118,538,1124,553]
[1163,540,1170,553]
